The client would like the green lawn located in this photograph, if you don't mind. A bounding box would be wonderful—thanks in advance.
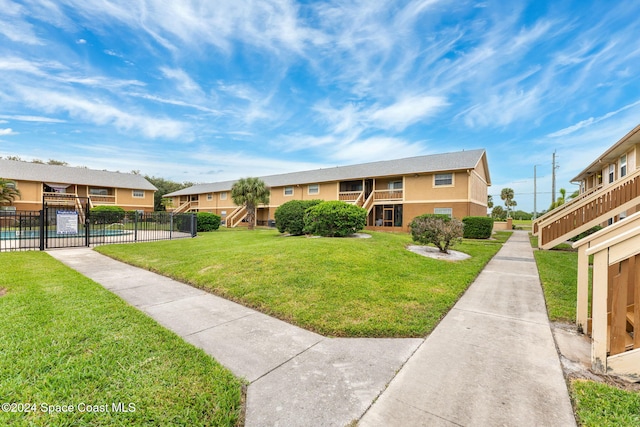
[95,228,511,337]
[531,236,639,425]
[0,252,243,427]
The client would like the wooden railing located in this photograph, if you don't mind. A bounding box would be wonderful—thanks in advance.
[339,191,361,202]
[171,200,192,214]
[374,189,403,200]
[89,195,116,204]
[43,192,77,206]
[226,205,247,228]
[574,211,640,380]
[534,168,640,249]
[362,191,375,214]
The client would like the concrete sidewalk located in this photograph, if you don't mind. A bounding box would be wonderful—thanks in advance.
[48,248,422,427]
[359,230,576,426]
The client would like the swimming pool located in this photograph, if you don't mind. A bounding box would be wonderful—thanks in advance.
[0,229,132,239]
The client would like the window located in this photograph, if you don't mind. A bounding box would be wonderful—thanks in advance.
[434,173,453,186]
[89,188,108,196]
[434,207,453,218]
[5,181,16,189]
[388,180,403,189]
[620,154,627,178]
[608,164,615,183]
[221,210,227,216]
[132,190,144,198]
[284,186,294,196]
[207,193,213,201]
[220,192,227,200]
[308,184,319,195]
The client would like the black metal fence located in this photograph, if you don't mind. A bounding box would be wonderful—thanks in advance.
[0,210,197,252]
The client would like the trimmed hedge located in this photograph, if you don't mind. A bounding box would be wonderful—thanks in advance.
[196,212,222,232]
[462,216,494,239]
[274,199,322,235]
[90,205,125,223]
[303,201,366,237]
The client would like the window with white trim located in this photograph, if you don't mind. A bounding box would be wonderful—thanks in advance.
[207,193,213,201]
[620,154,627,178]
[132,190,144,198]
[284,186,294,196]
[434,173,453,186]
[608,164,615,183]
[388,180,403,189]
[308,184,319,195]
[220,192,227,200]
[434,208,453,218]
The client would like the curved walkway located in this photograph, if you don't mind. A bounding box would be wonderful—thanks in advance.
[48,230,576,426]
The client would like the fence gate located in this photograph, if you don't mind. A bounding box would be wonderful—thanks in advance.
[43,196,91,249]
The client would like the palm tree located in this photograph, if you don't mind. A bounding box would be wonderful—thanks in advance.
[0,178,21,205]
[231,177,270,230]
[500,187,516,218]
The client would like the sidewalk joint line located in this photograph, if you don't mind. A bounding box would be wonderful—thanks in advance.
[249,339,325,384]
[183,313,258,337]
[451,307,549,327]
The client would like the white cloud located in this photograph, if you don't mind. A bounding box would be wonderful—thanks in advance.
[368,96,449,131]
[16,86,189,139]
[547,99,640,137]
[76,38,86,44]
[0,115,66,123]
[160,67,203,96]
[0,128,17,135]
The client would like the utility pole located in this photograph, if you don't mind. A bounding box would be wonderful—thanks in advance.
[551,151,558,206]
[533,165,537,220]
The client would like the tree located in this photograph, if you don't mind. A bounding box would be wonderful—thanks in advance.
[0,178,21,205]
[491,206,506,220]
[144,176,194,211]
[500,188,517,218]
[409,214,464,254]
[231,177,270,230]
[487,195,494,209]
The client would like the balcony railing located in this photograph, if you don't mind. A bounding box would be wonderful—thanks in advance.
[89,195,116,204]
[374,189,403,200]
[338,191,361,202]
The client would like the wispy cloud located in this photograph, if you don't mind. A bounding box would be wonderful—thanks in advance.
[547,101,640,138]
[0,128,17,135]
[15,86,189,139]
[0,115,66,123]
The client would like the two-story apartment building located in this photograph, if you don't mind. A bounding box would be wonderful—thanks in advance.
[164,149,491,231]
[0,159,157,213]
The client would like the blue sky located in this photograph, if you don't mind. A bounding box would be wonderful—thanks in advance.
[1,0,640,213]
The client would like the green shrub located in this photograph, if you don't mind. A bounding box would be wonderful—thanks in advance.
[462,216,494,239]
[569,225,604,242]
[303,201,366,237]
[409,214,464,254]
[90,205,125,223]
[274,199,322,235]
[196,212,221,232]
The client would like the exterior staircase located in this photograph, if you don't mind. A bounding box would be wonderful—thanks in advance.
[533,168,640,249]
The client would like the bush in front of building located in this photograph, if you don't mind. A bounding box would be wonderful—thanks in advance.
[462,216,494,239]
[409,213,464,254]
[90,205,125,224]
[274,199,322,235]
[303,201,366,237]
[196,212,221,232]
